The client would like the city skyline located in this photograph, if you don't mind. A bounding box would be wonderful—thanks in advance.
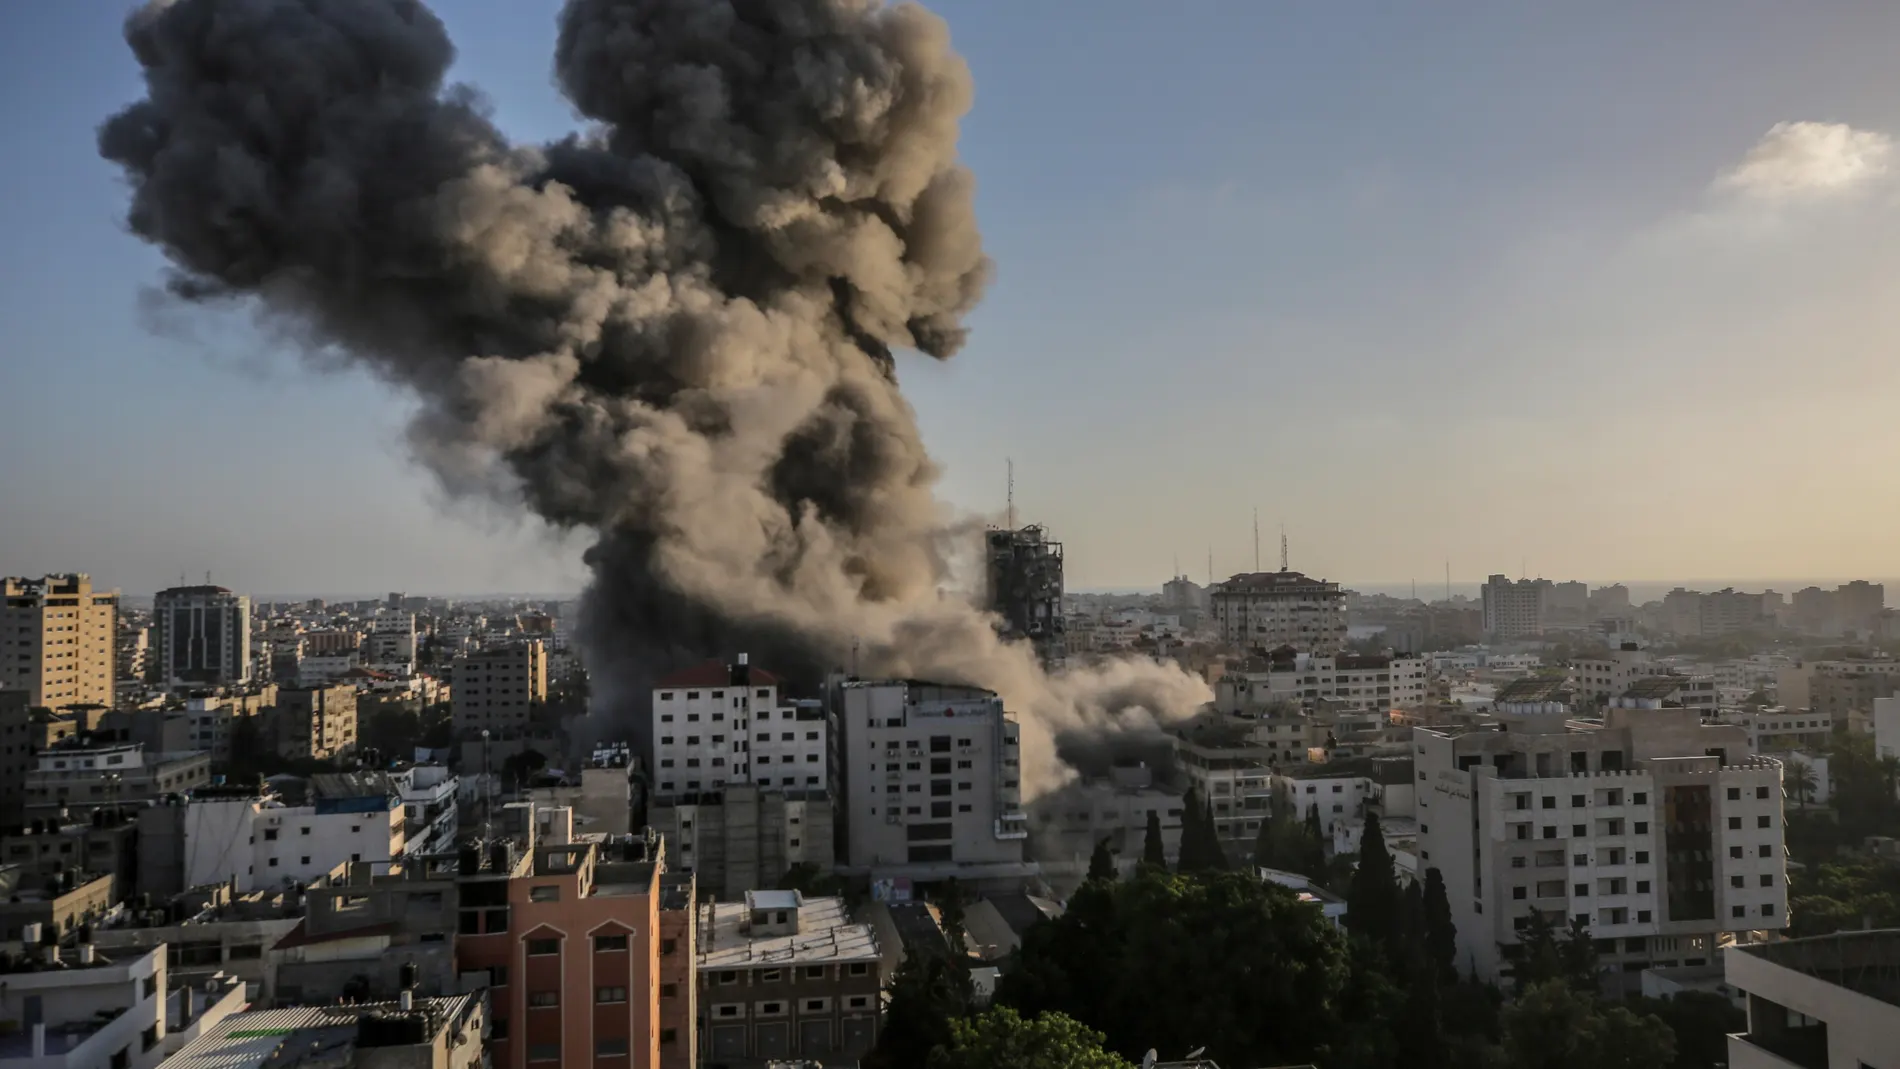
[8,2,1900,594]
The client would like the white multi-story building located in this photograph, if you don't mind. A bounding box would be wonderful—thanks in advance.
[649,657,826,799]
[1723,930,1900,1069]
[153,584,252,688]
[0,943,246,1069]
[184,780,404,892]
[394,764,458,856]
[1216,651,1428,714]
[1572,647,1670,706]
[1719,707,1834,755]
[365,609,418,665]
[1415,707,1788,989]
[296,652,360,685]
[1276,768,1375,838]
[1481,575,1546,641]
[829,679,1029,882]
[1208,570,1347,652]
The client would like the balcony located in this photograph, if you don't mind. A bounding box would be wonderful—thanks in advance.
[1726,1028,1826,1069]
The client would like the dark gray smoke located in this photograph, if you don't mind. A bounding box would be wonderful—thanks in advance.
[101,0,1209,795]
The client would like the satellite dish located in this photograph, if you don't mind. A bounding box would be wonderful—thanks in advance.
[1141,1051,1158,1069]
[1185,1047,1206,1060]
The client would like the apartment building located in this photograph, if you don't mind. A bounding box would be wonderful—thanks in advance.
[1719,707,1834,755]
[366,608,420,665]
[23,740,209,821]
[1170,720,1274,853]
[153,584,252,687]
[272,683,359,760]
[0,574,118,709]
[1481,575,1546,641]
[1722,930,1900,1069]
[182,777,404,892]
[1572,647,1670,707]
[165,993,485,1069]
[1662,588,1772,638]
[829,679,1029,883]
[650,785,834,903]
[1027,765,1185,876]
[453,835,666,1069]
[451,640,547,734]
[1209,570,1348,652]
[1214,650,1428,715]
[0,691,86,828]
[649,657,826,798]
[698,891,882,1065]
[1415,706,1788,989]
[181,685,278,762]
[0,942,244,1069]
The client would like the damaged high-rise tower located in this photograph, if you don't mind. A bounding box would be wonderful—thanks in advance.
[986,526,1066,669]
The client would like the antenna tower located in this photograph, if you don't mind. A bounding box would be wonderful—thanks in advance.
[1006,458,1015,530]
[1253,509,1260,573]
[1280,524,1288,572]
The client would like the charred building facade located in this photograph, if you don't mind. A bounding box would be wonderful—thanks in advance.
[985,526,1065,669]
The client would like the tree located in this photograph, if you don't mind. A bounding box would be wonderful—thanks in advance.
[1177,788,1212,872]
[1785,760,1818,808]
[1557,916,1599,992]
[928,1007,1131,1069]
[941,878,970,958]
[1501,980,1673,1069]
[1423,867,1458,984]
[1202,794,1230,871]
[1346,809,1399,949]
[1141,810,1166,871]
[1087,838,1117,884]
[1625,992,1745,1069]
[868,948,973,1069]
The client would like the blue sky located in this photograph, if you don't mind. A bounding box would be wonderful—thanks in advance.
[6,1,1900,597]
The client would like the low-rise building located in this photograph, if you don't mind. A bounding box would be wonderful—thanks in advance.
[1720,707,1834,755]
[161,992,486,1069]
[0,810,140,901]
[0,940,244,1069]
[395,765,459,858]
[24,741,210,822]
[1214,650,1428,715]
[1723,929,1900,1069]
[697,891,882,1066]
[92,883,304,994]
[182,777,404,893]
[1028,768,1184,879]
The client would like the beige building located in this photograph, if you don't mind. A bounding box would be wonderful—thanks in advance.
[272,684,359,760]
[0,574,119,709]
[23,739,211,820]
[450,639,546,734]
[1209,570,1348,651]
[698,892,883,1065]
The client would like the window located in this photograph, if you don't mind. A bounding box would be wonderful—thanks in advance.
[660,983,678,998]
[1573,824,1586,837]
[848,963,870,976]
[597,1038,630,1057]
[1510,856,1526,869]
[300,856,311,865]
[1760,874,1774,887]
[1731,875,1745,888]
[760,969,782,983]
[1636,881,1649,893]
[1727,787,1740,801]
[1633,792,1646,804]
[1513,887,1526,900]
[759,1001,785,1016]
[660,1029,678,1045]
[1730,846,1744,859]
[1575,884,1588,897]
[660,938,678,956]
[597,986,628,1003]
[1727,816,1741,830]
[1634,822,1648,835]
[527,938,559,956]
[527,1044,559,1062]
[596,934,629,952]
[529,990,559,1007]
[1571,795,1585,807]
[530,885,560,903]
[1731,905,1745,918]
[1635,851,1649,864]
[1574,854,1588,866]
[1637,910,1652,923]
[1542,796,1556,809]
[1762,903,1776,917]
[264,829,278,841]
[1542,826,1557,839]
[804,965,827,979]
[1758,815,1772,829]
[1759,845,1774,858]
[1757,786,1771,799]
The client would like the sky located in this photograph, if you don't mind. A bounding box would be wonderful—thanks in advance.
[5,1,1900,597]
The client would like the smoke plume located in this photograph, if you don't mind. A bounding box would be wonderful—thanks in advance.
[100,0,1210,795]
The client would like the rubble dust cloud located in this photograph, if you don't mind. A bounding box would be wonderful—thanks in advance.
[99,0,1210,796]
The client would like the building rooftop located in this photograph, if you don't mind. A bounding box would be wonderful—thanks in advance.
[657,659,781,688]
[1734,929,1900,1009]
[161,993,485,1069]
[1215,570,1340,592]
[1622,676,1691,701]
[699,896,879,968]
[1495,677,1571,705]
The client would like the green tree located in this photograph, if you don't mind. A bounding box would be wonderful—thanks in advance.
[1346,809,1399,949]
[996,870,1351,1069]
[1423,867,1458,984]
[1625,992,1746,1069]
[941,878,970,958]
[1177,788,1211,872]
[1087,838,1117,884]
[1501,981,1674,1069]
[927,1007,1132,1069]
[868,948,973,1069]
[1141,810,1167,871]
[1558,916,1599,992]
[1785,761,1818,808]
[1303,803,1327,877]
[1202,794,1230,871]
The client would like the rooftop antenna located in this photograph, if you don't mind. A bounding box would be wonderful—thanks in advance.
[1006,458,1015,530]
[1253,509,1260,573]
[1280,523,1288,572]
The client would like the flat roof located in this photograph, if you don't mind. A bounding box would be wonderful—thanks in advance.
[1735,929,1900,1009]
[161,994,483,1069]
[698,896,880,969]
[746,889,802,911]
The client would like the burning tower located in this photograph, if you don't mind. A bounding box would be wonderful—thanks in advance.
[986,526,1066,670]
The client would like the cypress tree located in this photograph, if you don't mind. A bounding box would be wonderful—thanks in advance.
[1346,809,1399,949]
[1142,809,1167,870]
[1423,867,1458,984]
[1204,793,1230,871]
[1087,837,1116,883]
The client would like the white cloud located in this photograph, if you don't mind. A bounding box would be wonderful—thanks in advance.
[1714,121,1892,200]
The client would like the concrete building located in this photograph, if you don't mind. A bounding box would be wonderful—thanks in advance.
[1834,580,1886,636]
[0,693,86,829]
[650,659,826,798]
[452,834,666,1069]
[396,765,461,857]
[1876,695,1900,762]
[1214,650,1428,715]
[1663,588,1772,638]
[180,687,277,763]
[1027,765,1184,878]
[0,869,114,944]
[0,810,140,901]
[1720,707,1835,755]
[24,740,209,822]
[649,786,834,903]
[697,891,882,1066]
[1210,570,1347,652]
[984,526,1066,669]
[450,640,546,735]
[829,679,1029,884]
[365,609,419,666]
[182,778,404,893]
[0,575,118,709]
[91,882,305,994]
[1723,929,1900,1069]
[1276,763,1377,839]
[1481,575,1547,641]
[271,684,358,760]
[0,942,244,1069]
[1572,646,1670,707]
[265,854,461,1006]
[1809,669,1897,734]
[1415,707,1788,989]
[153,585,252,688]
[161,993,486,1069]
[1170,721,1274,854]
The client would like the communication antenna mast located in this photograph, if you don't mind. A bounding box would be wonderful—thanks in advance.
[1280,524,1288,572]
[1006,458,1015,530]
[1253,509,1260,573]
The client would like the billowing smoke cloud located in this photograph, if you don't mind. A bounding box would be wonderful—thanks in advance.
[99,0,1210,795]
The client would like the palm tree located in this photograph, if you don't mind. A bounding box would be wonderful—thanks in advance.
[1785,761,1818,808]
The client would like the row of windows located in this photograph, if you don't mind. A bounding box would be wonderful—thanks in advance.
[660,732,819,746]
[658,777,819,792]
[523,934,630,955]
[657,688,773,701]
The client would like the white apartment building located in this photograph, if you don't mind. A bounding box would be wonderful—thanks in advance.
[1415,707,1788,989]
[153,584,252,688]
[1877,695,1900,761]
[1171,724,1274,850]
[184,783,405,892]
[1276,768,1375,838]
[650,657,827,799]
[1482,575,1546,641]
[1572,647,1670,706]
[449,639,546,734]
[1723,930,1900,1069]
[1208,570,1347,652]
[24,741,210,820]
[365,609,418,664]
[830,679,1029,881]
[297,652,361,685]
[394,764,459,856]
[0,574,119,708]
[0,943,244,1069]
[1719,707,1834,755]
[1216,651,1428,715]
